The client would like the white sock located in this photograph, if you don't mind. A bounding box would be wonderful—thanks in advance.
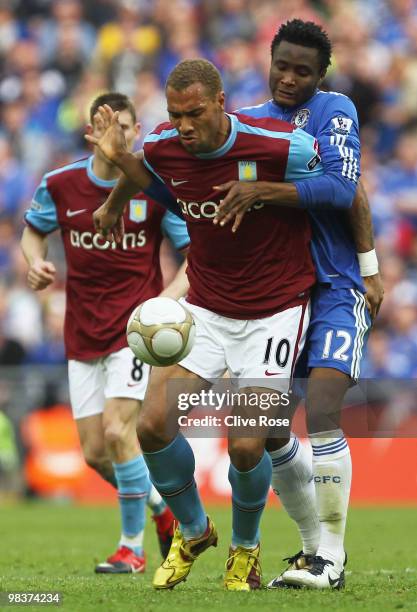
[269,436,320,555]
[310,429,352,569]
[120,531,144,555]
[147,484,166,515]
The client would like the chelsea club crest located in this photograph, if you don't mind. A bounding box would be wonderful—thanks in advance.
[291,108,310,129]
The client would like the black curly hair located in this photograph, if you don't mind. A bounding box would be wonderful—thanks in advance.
[270,19,332,72]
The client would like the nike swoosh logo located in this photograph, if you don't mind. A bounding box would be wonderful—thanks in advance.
[171,179,188,186]
[127,382,141,387]
[264,370,284,376]
[66,209,87,217]
[328,575,341,587]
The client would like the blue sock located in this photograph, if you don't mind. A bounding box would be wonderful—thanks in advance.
[228,451,272,548]
[113,455,150,556]
[143,434,207,540]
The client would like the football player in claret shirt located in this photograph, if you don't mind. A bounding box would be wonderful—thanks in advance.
[214,19,384,589]
[88,59,327,591]
[21,93,190,575]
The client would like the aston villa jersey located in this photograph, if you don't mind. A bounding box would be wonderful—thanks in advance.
[25,156,189,359]
[143,112,322,319]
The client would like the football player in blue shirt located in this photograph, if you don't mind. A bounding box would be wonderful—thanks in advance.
[214,19,384,589]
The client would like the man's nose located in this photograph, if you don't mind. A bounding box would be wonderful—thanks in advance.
[280,72,296,86]
[178,117,194,134]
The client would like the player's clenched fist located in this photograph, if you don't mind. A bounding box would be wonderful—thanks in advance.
[27,259,56,291]
[93,202,125,244]
[85,104,127,164]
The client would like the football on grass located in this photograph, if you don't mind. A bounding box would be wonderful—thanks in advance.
[126,297,195,366]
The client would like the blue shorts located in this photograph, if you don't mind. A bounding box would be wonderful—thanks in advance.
[295,286,372,381]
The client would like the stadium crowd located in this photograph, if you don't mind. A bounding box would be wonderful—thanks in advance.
[1,0,417,379]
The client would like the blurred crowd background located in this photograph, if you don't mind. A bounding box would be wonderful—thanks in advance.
[1,0,417,491]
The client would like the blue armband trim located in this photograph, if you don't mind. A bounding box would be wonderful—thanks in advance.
[161,210,190,250]
[295,173,357,210]
[25,176,59,233]
[143,177,184,219]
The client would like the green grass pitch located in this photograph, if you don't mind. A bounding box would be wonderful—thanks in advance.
[0,503,416,611]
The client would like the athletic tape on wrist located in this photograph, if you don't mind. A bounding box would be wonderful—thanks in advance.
[358,249,379,277]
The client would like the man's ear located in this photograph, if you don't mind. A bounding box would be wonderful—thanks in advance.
[135,121,141,137]
[218,90,225,110]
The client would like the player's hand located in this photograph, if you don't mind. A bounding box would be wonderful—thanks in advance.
[27,259,56,291]
[84,104,127,163]
[93,201,125,243]
[213,181,260,232]
[363,272,384,321]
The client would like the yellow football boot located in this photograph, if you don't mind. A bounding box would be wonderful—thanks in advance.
[224,544,262,591]
[153,517,218,589]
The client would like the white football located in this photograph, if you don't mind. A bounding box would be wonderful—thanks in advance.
[126,297,196,366]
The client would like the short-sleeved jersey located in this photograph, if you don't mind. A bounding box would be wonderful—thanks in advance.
[143,112,322,319]
[239,91,364,291]
[24,156,189,360]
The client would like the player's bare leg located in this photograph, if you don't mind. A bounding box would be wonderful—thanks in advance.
[93,398,148,573]
[77,401,173,574]
[283,368,350,589]
[102,398,142,463]
[76,410,146,572]
[76,414,116,486]
[138,364,217,589]
[103,398,174,558]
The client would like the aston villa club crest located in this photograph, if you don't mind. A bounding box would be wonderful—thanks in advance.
[129,200,147,222]
[238,161,257,181]
[291,108,311,129]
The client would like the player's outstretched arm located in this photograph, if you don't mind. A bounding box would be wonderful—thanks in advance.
[85,105,150,185]
[213,128,326,231]
[217,99,361,231]
[86,106,153,240]
[93,161,148,243]
[21,226,56,291]
[349,180,384,320]
[85,105,153,240]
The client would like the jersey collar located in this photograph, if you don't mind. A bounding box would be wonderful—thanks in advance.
[87,156,118,188]
[195,113,238,159]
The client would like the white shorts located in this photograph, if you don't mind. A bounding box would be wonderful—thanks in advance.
[179,299,310,393]
[68,347,150,419]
